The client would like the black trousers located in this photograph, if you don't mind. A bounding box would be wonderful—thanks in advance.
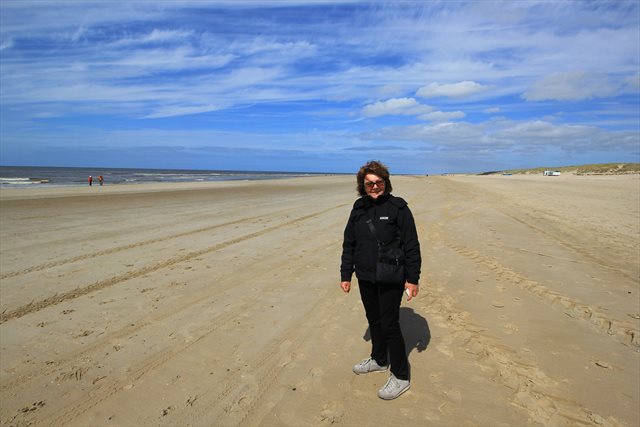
[358,280,409,380]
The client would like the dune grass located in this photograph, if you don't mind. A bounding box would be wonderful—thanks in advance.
[495,163,640,175]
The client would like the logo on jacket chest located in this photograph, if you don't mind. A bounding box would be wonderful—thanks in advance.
[379,216,389,220]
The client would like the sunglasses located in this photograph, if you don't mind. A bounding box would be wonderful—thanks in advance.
[364,180,385,188]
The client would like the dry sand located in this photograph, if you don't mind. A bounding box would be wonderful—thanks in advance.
[0,174,638,426]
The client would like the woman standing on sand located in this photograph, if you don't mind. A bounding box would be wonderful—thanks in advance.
[339,160,421,400]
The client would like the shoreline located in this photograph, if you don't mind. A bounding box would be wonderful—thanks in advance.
[0,175,346,201]
[0,165,348,190]
[2,171,636,199]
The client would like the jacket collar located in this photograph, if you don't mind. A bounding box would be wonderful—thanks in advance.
[356,193,390,209]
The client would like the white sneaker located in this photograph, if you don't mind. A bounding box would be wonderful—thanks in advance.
[377,373,410,400]
[352,357,388,375]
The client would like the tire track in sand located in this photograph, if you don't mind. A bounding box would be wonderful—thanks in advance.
[0,215,343,393]
[425,178,638,348]
[38,303,250,427]
[420,236,621,424]
[498,208,637,282]
[437,176,636,281]
[185,286,335,427]
[418,179,623,425]
[36,239,340,427]
[178,239,348,427]
[445,241,639,348]
[0,210,294,280]
[0,270,248,392]
[0,204,347,324]
[420,281,623,427]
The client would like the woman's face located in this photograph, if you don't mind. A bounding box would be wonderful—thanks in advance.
[364,173,386,199]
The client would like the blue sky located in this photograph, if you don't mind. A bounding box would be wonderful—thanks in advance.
[1,0,639,174]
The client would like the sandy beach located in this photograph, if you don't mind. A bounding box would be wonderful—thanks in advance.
[1,174,638,426]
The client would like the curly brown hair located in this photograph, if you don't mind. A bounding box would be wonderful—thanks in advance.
[356,160,393,196]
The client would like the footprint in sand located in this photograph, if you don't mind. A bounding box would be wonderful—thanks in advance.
[436,341,454,358]
[20,400,46,413]
[442,388,462,404]
[503,323,519,334]
[319,401,343,425]
[299,367,324,391]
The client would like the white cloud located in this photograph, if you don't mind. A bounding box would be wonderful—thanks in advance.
[110,47,234,72]
[419,111,466,121]
[0,37,13,50]
[70,25,86,42]
[143,29,192,43]
[236,37,316,56]
[142,104,223,119]
[361,119,639,154]
[109,29,194,47]
[483,107,501,114]
[362,98,432,117]
[523,71,618,101]
[416,81,490,98]
[494,120,589,142]
[376,84,405,97]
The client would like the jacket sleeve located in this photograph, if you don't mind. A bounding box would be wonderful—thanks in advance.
[340,209,356,282]
[398,204,421,284]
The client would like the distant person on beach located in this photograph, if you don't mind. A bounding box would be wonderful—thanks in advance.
[98,175,103,186]
[339,160,422,400]
[88,175,92,186]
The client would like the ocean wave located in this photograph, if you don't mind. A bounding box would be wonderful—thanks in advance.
[0,177,50,184]
[0,177,31,182]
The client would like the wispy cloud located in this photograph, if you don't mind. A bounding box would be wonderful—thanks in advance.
[523,71,620,101]
[419,111,466,122]
[0,36,13,50]
[143,104,223,119]
[362,98,432,117]
[363,119,639,154]
[417,81,490,99]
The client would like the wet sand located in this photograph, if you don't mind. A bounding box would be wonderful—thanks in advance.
[1,174,638,426]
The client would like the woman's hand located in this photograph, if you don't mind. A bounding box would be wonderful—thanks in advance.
[405,282,419,301]
[340,281,351,293]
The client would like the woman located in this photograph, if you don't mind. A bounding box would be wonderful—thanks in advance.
[340,160,421,400]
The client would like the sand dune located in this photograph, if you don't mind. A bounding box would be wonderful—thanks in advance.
[1,175,638,426]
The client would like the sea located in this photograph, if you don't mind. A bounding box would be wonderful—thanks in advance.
[0,166,326,188]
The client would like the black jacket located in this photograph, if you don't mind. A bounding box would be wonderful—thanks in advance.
[340,194,421,284]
